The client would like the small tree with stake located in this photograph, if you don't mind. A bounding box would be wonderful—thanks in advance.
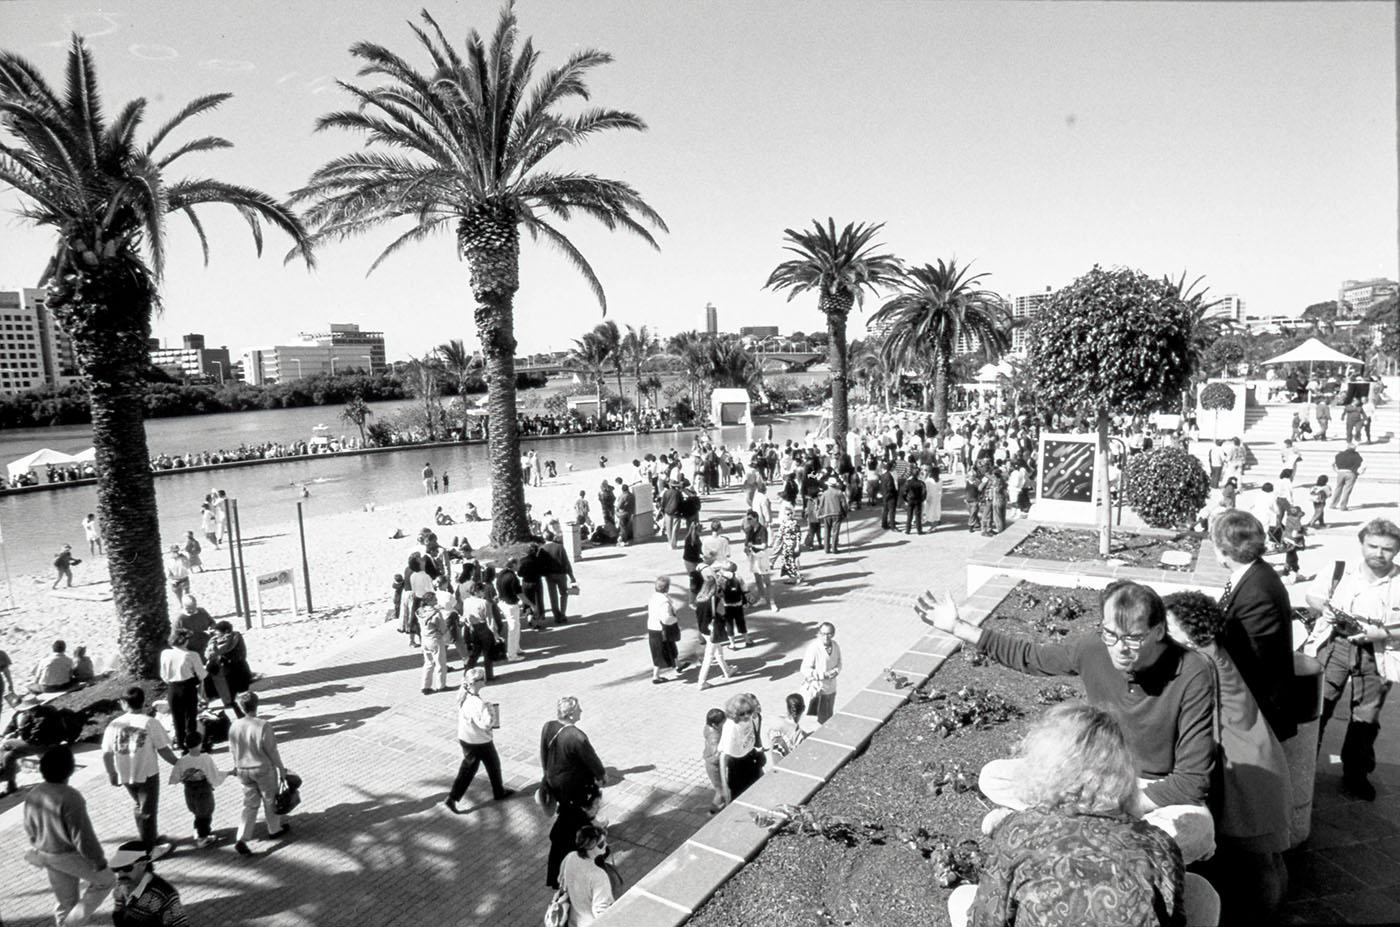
[1199,381,1236,440]
[1026,266,1193,555]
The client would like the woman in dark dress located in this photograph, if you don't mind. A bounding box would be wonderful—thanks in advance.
[205,621,252,717]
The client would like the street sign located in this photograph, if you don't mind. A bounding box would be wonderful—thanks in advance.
[253,567,298,628]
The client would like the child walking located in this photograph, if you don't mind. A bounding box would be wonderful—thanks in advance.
[702,708,726,813]
[1308,475,1330,528]
[169,730,226,847]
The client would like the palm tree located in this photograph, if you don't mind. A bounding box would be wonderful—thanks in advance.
[293,6,666,545]
[1165,271,1234,379]
[703,338,764,395]
[849,338,892,410]
[0,37,312,677]
[437,337,482,434]
[868,259,1011,433]
[403,354,444,439]
[567,329,612,423]
[340,393,373,445]
[639,373,664,410]
[589,320,623,401]
[621,323,657,406]
[764,219,901,450]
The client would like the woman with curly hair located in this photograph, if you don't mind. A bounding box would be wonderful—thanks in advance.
[1163,590,1291,924]
[949,701,1216,927]
[770,484,803,585]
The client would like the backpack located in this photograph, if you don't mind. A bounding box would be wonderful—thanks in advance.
[543,887,571,927]
[722,575,745,608]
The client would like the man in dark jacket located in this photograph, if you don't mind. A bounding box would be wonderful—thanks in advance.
[660,482,683,548]
[515,544,550,631]
[1212,510,1297,741]
[540,531,576,624]
[876,462,898,531]
[616,481,636,546]
[901,472,927,535]
[540,696,606,888]
[816,478,849,553]
[920,580,1217,862]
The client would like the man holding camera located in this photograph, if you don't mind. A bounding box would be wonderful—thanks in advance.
[1306,518,1400,801]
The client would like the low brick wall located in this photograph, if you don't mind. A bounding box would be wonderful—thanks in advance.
[598,575,1024,926]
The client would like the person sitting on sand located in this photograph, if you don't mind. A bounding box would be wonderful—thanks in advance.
[71,646,95,685]
[389,528,407,540]
[435,506,457,526]
[463,503,483,522]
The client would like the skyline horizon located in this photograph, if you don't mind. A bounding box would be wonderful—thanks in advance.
[0,1,1394,360]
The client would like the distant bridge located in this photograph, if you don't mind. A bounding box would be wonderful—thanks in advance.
[754,350,825,371]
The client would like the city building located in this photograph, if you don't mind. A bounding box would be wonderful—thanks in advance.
[1207,293,1246,323]
[149,333,233,383]
[1338,278,1398,316]
[704,302,718,335]
[239,322,386,384]
[298,322,387,371]
[1010,286,1053,354]
[739,325,780,340]
[0,287,81,396]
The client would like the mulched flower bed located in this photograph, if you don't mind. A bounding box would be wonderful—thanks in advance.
[1008,525,1201,570]
[687,582,1099,927]
[40,675,167,743]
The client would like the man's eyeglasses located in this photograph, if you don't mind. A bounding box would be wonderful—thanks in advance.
[1100,626,1152,648]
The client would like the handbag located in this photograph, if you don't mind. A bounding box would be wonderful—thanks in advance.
[535,780,558,815]
[543,886,571,927]
[663,621,681,643]
[274,771,303,815]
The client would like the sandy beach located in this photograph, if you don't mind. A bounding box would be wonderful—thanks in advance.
[0,456,654,685]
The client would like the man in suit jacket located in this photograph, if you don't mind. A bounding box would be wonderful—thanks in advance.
[540,696,606,888]
[1212,510,1297,741]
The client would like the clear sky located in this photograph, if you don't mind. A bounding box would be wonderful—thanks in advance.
[0,1,1394,361]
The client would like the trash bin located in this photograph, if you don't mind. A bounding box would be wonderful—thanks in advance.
[1284,651,1323,847]
[564,520,582,561]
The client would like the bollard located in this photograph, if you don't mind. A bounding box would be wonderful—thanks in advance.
[1284,652,1323,847]
[565,520,582,561]
[632,481,657,540]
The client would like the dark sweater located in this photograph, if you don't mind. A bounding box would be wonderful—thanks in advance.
[976,629,1216,807]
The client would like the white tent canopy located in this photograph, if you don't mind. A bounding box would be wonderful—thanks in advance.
[7,447,77,480]
[72,447,97,462]
[1262,337,1361,367]
[975,361,1014,383]
[710,388,752,426]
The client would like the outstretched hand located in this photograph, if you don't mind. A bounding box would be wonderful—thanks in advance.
[914,590,960,634]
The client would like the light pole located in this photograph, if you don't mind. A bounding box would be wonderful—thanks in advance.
[330,356,337,376]
[211,361,224,385]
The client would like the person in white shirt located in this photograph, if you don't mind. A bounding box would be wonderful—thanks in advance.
[799,622,843,723]
[1306,518,1400,801]
[101,687,179,855]
[158,630,207,751]
[444,668,514,811]
[559,824,615,926]
[168,732,226,847]
[646,576,680,683]
[164,546,191,602]
[81,513,103,556]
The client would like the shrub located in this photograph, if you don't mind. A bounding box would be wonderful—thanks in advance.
[1199,381,1236,411]
[1124,445,1210,528]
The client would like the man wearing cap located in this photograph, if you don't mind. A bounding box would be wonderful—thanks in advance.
[101,687,178,856]
[817,477,849,553]
[163,546,191,602]
[444,668,513,812]
[24,744,115,925]
[108,840,189,926]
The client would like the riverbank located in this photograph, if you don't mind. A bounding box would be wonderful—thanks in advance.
[1,423,711,496]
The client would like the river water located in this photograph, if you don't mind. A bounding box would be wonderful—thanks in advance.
[0,405,815,579]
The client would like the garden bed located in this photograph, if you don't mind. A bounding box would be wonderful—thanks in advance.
[1008,525,1201,570]
[686,582,1098,927]
[42,674,167,743]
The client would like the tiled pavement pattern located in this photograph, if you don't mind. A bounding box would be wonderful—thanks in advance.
[0,481,976,927]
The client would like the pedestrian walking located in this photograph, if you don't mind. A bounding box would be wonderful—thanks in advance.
[158,630,207,752]
[182,531,204,573]
[418,592,450,694]
[23,745,115,925]
[164,546,191,601]
[108,840,189,926]
[540,695,606,888]
[542,530,577,623]
[647,576,680,683]
[1330,442,1365,511]
[444,668,513,812]
[168,731,226,848]
[800,622,842,723]
[204,622,252,718]
[557,824,616,926]
[458,581,500,682]
[228,691,290,855]
[100,687,178,856]
[717,561,752,648]
[495,559,524,662]
[52,545,81,589]
[743,511,777,613]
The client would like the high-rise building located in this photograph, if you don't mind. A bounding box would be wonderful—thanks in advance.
[1207,294,1245,323]
[297,322,387,372]
[1009,287,1053,354]
[703,302,718,335]
[0,287,81,396]
[1339,278,1398,317]
[149,333,232,382]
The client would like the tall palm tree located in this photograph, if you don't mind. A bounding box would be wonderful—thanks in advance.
[621,323,657,406]
[340,393,374,445]
[849,338,892,410]
[589,319,623,401]
[567,328,612,423]
[403,354,444,439]
[764,219,901,450]
[293,6,666,544]
[703,338,764,394]
[868,259,1011,433]
[0,37,312,677]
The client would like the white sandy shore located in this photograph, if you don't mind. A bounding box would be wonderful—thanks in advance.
[0,458,649,685]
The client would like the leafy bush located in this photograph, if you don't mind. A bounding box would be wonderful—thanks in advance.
[1199,381,1236,411]
[1123,445,1210,528]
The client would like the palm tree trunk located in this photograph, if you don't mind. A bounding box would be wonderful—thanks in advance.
[933,355,951,434]
[461,206,528,545]
[823,299,851,451]
[59,270,170,679]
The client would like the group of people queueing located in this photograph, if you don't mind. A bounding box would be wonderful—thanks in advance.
[923,512,1400,927]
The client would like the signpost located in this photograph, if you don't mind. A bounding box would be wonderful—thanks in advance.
[253,568,298,628]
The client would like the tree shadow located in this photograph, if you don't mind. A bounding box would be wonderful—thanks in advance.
[270,704,389,743]
[257,653,423,691]
[491,658,607,685]
[257,682,365,709]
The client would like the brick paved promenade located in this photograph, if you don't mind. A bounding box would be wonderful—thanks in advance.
[2,469,1396,926]
[0,480,974,927]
